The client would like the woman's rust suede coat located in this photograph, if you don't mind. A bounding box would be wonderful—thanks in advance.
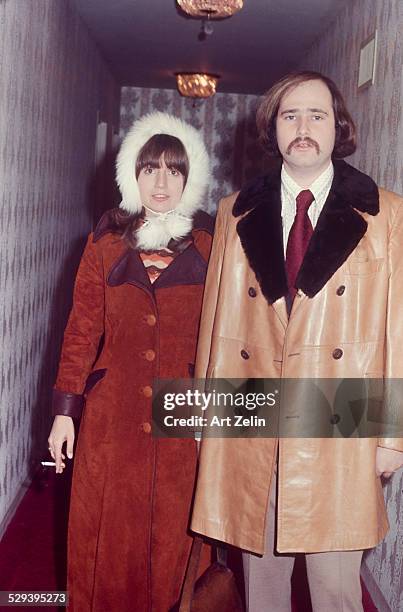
[52,210,213,611]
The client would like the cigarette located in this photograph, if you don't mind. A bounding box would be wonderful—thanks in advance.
[41,461,56,466]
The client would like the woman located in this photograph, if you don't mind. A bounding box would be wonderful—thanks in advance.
[48,112,213,611]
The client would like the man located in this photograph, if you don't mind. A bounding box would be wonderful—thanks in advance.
[190,71,403,611]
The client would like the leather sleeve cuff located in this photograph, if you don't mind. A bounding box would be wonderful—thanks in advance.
[378,438,403,453]
[52,388,84,418]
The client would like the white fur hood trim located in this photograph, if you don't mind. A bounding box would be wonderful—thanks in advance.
[116,112,210,218]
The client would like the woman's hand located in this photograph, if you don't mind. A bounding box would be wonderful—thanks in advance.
[48,416,75,474]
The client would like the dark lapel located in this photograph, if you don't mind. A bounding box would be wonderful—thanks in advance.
[154,244,207,289]
[233,160,379,304]
[107,248,152,293]
[105,210,213,293]
[235,166,287,304]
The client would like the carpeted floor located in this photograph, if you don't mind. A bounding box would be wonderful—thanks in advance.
[0,465,378,611]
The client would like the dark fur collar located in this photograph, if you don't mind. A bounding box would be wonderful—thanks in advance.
[233,159,379,303]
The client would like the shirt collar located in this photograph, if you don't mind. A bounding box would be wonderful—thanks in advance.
[281,162,334,202]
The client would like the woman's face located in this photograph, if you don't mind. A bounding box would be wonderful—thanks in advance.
[137,153,185,214]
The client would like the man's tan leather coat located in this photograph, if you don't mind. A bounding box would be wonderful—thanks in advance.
[191,160,403,554]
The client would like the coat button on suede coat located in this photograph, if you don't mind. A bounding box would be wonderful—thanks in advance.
[241,349,250,360]
[145,314,157,326]
[144,349,156,361]
[248,287,257,298]
[141,385,153,398]
[141,422,152,434]
[332,348,343,359]
[336,285,346,296]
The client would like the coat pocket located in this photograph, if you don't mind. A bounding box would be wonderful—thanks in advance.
[346,258,384,276]
[84,368,107,397]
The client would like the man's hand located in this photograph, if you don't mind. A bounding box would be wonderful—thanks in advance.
[376,446,403,479]
[48,415,75,474]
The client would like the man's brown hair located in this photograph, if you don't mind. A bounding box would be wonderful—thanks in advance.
[256,70,356,158]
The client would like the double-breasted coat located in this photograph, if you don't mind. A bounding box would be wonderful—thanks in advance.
[191,160,403,555]
[52,210,213,611]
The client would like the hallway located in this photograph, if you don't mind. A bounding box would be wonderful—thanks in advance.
[0,466,378,611]
[0,0,402,610]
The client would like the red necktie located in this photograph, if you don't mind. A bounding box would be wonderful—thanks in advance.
[286,189,314,304]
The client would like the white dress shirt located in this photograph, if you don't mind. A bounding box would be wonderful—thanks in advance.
[281,163,334,255]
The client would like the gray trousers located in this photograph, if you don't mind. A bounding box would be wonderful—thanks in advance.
[242,466,364,612]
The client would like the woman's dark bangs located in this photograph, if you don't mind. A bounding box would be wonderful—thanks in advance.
[135,134,189,180]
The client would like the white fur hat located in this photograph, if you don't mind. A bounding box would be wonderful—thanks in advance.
[116,111,210,218]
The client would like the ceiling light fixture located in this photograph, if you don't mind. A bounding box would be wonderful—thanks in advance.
[176,73,220,98]
[177,0,244,19]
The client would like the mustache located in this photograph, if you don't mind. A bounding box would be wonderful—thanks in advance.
[286,137,320,155]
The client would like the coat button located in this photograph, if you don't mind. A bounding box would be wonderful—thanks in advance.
[336,285,345,296]
[141,385,153,398]
[248,287,257,298]
[144,349,156,362]
[141,422,152,434]
[145,314,157,326]
[241,349,250,360]
[332,348,343,359]
[330,414,340,424]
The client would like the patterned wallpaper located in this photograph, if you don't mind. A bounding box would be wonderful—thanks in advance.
[1,0,402,604]
[120,86,266,214]
[0,0,120,533]
[300,1,403,610]
[301,0,402,196]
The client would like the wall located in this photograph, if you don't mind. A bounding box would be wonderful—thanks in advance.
[300,1,403,609]
[0,0,120,534]
[301,0,402,195]
[120,86,265,213]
